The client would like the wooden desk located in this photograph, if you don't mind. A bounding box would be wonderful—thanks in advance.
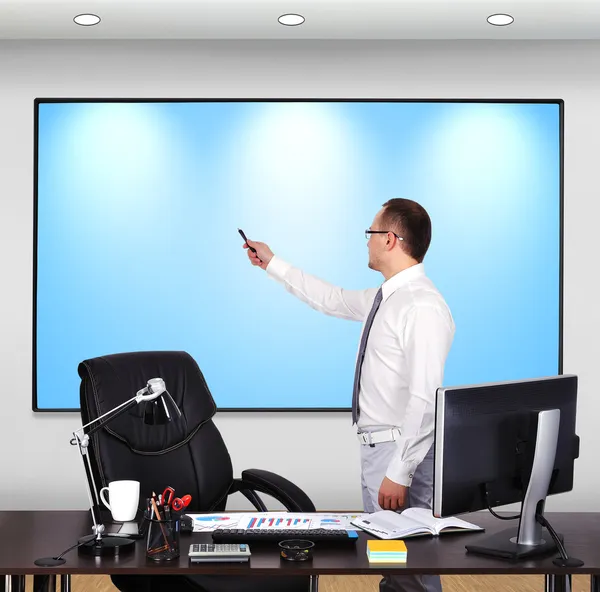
[1,511,599,592]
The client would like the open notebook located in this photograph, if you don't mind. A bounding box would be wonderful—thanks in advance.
[351,508,484,540]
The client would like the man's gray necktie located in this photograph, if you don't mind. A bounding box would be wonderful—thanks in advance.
[351,288,383,424]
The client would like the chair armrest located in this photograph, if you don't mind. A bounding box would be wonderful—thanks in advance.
[230,468,316,512]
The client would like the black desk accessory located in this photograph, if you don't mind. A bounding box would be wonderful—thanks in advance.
[34,377,182,566]
[279,539,314,561]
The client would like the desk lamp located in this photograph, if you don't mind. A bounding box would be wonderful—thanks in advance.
[34,378,182,567]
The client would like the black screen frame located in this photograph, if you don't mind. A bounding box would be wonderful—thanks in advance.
[32,97,565,412]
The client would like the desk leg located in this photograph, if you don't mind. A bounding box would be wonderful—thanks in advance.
[591,575,600,592]
[61,574,71,592]
[545,574,572,592]
[2,576,25,592]
[32,575,56,592]
[309,575,319,592]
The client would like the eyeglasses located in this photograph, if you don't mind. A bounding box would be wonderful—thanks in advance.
[365,229,403,241]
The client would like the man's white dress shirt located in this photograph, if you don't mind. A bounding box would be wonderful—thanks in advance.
[266,256,455,487]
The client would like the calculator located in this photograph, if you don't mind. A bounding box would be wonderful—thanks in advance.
[188,543,251,562]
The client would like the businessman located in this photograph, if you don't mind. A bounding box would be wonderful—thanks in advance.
[243,198,455,592]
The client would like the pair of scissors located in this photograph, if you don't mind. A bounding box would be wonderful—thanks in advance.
[161,487,192,512]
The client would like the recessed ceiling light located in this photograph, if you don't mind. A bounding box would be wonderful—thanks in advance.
[73,14,101,26]
[487,13,514,26]
[278,14,305,26]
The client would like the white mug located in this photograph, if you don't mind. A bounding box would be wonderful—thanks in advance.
[99,480,140,522]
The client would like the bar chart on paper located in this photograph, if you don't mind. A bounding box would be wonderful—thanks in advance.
[191,515,240,532]
[188,512,367,532]
[245,516,313,529]
[236,513,368,530]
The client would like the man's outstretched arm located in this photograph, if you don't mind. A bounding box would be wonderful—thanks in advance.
[244,239,377,322]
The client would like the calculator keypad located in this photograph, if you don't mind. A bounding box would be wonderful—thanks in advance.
[190,543,248,554]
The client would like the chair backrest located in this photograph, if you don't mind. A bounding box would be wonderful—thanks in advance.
[78,351,234,513]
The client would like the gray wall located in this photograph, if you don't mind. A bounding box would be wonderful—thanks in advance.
[0,40,596,512]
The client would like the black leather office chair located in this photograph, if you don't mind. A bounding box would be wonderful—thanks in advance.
[78,350,316,592]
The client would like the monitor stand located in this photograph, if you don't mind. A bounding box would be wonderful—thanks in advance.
[465,523,558,562]
[465,408,562,562]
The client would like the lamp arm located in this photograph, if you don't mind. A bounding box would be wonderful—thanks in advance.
[70,400,139,543]
[62,378,174,554]
[71,384,164,442]
[74,397,139,440]
[73,431,105,541]
[69,384,162,541]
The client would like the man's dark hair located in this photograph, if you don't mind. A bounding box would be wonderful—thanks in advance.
[380,198,432,263]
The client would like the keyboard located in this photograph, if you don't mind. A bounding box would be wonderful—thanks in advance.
[212,528,359,544]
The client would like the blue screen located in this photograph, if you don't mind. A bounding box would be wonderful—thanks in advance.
[34,100,561,410]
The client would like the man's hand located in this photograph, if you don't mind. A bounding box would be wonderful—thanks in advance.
[243,239,274,271]
[378,477,408,511]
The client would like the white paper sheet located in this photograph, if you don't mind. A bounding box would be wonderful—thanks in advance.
[187,512,368,532]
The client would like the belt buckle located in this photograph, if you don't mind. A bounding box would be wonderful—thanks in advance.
[358,431,372,446]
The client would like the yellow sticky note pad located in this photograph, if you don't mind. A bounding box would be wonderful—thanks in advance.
[367,540,407,553]
[367,539,407,563]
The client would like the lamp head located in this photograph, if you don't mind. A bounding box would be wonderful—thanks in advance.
[136,378,165,402]
[147,378,166,397]
[137,378,182,425]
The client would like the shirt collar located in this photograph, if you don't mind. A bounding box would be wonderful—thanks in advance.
[381,263,425,301]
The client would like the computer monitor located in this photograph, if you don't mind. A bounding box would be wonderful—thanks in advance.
[433,374,580,562]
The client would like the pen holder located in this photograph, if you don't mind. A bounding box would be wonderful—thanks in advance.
[144,509,180,562]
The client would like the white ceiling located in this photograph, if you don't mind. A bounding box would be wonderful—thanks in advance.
[1,0,600,40]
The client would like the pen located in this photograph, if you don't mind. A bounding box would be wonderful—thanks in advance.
[238,228,256,253]
[150,495,170,548]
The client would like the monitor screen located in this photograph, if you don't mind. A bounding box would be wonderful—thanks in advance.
[33,99,563,411]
